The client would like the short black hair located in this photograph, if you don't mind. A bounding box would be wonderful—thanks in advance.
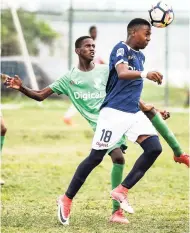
[75,36,92,48]
[127,18,151,31]
[89,26,97,33]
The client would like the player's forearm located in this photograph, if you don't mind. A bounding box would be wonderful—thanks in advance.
[139,99,148,110]
[118,70,142,80]
[139,99,155,112]
[139,99,158,120]
[19,85,44,101]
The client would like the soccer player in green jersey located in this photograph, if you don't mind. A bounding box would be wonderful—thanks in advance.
[4,36,189,225]
[63,25,105,126]
[4,36,129,224]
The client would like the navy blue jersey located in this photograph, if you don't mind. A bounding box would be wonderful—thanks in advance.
[101,41,145,113]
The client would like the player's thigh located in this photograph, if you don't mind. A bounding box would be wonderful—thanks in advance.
[126,111,157,143]
[92,108,129,150]
[136,135,152,144]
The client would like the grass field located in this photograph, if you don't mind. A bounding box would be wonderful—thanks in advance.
[1,100,189,233]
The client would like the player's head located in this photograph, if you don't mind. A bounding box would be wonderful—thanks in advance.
[75,36,95,61]
[89,26,97,40]
[127,18,151,49]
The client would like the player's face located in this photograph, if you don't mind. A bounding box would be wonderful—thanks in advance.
[78,38,95,61]
[90,29,97,40]
[134,25,151,49]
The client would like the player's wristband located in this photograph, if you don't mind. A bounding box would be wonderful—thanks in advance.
[140,71,148,79]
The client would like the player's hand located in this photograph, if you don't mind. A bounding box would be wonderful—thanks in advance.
[5,75,22,90]
[157,109,170,120]
[146,71,163,85]
[1,74,9,83]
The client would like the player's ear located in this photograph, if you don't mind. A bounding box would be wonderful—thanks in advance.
[131,28,136,37]
[75,48,80,55]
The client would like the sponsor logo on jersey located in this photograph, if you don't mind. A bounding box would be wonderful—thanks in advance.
[75,80,83,85]
[128,55,136,60]
[74,92,106,100]
[96,142,108,148]
[128,65,137,71]
[116,48,124,57]
[70,80,83,85]
[70,80,75,85]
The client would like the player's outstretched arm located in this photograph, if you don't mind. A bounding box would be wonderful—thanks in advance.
[4,75,53,101]
[116,63,163,85]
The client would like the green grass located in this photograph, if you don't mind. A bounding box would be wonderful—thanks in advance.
[141,82,188,107]
[1,101,189,233]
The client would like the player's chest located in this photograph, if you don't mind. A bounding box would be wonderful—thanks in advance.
[127,53,144,71]
[68,73,105,91]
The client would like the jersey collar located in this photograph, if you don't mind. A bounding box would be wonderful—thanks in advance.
[121,41,140,53]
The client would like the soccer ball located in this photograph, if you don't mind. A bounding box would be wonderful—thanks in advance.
[148,1,174,28]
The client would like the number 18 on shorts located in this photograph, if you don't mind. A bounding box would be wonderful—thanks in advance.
[92,108,157,150]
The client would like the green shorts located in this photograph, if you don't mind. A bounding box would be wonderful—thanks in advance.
[90,121,127,155]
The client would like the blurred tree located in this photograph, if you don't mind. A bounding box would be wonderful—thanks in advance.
[1,9,58,56]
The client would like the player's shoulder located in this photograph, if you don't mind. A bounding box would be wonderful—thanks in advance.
[114,41,128,49]
[112,41,129,55]
[61,67,77,79]
[54,67,75,84]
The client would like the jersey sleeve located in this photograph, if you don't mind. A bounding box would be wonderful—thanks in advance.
[113,44,129,68]
[49,73,69,96]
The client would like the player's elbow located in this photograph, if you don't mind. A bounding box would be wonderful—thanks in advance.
[35,92,45,101]
[36,97,44,102]
[117,71,124,79]
[37,95,45,101]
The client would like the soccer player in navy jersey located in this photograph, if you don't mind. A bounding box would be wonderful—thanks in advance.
[53,18,187,225]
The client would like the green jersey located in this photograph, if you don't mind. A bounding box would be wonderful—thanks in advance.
[49,64,109,129]
[50,63,127,153]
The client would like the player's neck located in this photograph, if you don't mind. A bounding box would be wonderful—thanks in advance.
[78,60,95,72]
[125,39,139,51]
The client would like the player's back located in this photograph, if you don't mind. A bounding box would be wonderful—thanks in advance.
[101,41,145,113]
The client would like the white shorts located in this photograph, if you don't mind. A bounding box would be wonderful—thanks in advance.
[92,108,157,150]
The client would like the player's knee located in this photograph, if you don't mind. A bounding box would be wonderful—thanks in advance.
[110,148,125,164]
[142,136,162,158]
[149,139,162,157]
[111,155,125,164]
[1,125,7,135]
